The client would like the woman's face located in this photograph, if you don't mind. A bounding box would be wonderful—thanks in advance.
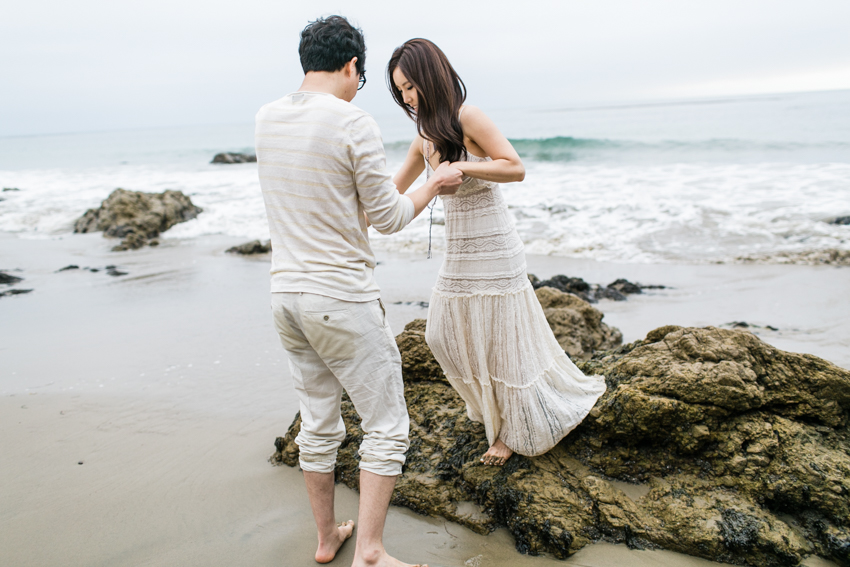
[392,67,419,112]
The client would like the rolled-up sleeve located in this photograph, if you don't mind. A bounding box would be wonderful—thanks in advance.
[349,116,415,235]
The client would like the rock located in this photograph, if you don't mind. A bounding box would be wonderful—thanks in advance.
[535,274,590,296]
[535,287,622,360]
[737,249,850,267]
[226,240,271,255]
[394,319,448,383]
[0,288,33,298]
[0,271,23,285]
[272,324,850,567]
[2,187,20,192]
[607,278,642,295]
[530,274,665,303]
[74,188,202,251]
[211,152,257,164]
[392,301,429,308]
[57,265,79,272]
[830,217,850,226]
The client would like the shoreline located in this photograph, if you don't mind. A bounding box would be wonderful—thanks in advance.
[1,231,846,566]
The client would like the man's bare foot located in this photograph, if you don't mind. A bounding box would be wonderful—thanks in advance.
[480,439,513,466]
[315,520,354,564]
[352,547,428,567]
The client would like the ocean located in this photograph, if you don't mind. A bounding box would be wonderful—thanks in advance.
[1,89,848,264]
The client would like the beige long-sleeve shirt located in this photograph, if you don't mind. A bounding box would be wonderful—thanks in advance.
[256,91,414,302]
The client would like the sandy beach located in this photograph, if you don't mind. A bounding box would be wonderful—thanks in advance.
[1,232,847,566]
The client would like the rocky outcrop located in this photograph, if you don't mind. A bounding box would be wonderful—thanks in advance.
[211,152,256,164]
[535,287,622,360]
[830,217,850,226]
[0,288,33,298]
[226,240,271,255]
[737,249,850,267]
[529,273,665,303]
[0,271,31,298]
[0,271,23,285]
[74,188,202,251]
[272,322,850,567]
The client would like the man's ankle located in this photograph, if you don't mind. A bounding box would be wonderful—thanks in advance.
[354,544,384,564]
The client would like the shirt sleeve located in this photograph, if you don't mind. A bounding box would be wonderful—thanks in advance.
[349,115,415,235]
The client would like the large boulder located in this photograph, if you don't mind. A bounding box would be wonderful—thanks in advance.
[535,286,622,360]
[74,188,202,251]
[272,324,850,567]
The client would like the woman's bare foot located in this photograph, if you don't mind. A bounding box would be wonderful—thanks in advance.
[480,439,513,466]
[315,520,355,564]
[352,547,428,567]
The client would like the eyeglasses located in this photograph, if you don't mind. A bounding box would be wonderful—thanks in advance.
[358,71,366,91]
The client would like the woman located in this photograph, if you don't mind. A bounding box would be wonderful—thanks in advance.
[386,39,606,465]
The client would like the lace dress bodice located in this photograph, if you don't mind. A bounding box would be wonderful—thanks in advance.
[424,142,528,297]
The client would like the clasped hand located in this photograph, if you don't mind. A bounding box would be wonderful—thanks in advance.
[431,162,463,195]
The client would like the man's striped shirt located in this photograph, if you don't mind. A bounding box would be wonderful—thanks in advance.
[255,91,414,301]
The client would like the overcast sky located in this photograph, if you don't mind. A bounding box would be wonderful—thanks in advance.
[2,0,849,137]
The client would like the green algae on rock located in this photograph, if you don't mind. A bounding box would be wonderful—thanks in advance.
[272,319,850,567]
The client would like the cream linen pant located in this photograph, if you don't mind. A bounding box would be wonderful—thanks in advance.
[271,292,409,476]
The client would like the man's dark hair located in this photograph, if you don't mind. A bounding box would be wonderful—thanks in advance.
[299,16,366,75]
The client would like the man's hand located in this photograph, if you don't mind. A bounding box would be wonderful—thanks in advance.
[431,162,463,195]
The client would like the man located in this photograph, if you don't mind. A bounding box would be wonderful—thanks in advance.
[256,15,461,567]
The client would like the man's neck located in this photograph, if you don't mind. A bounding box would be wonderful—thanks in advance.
[299,71,349,101]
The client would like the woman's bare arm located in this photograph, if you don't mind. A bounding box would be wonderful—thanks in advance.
[392,135,427,194]
[450,105,525,183]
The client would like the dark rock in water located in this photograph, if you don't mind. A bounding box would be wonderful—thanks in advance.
[724,321,781,333]
[392,301,429,308]
[0,271,23,285]
[74,188,202,251]
[593,286,627,301]
[536,274,590,294]
[0,288,33,298]
[57,265,80,272]
[211,152,257,164]
[607,278,642,295]
[830,216,850,226]
[530,273,664,303]
[272,322,850,567]
[226,240,271,255]
[2,187,20,192]
[535,287,622,360]
[106,268,128,276]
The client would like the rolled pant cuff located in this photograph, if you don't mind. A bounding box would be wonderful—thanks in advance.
[299,457,337,474]
[358,459,404,477]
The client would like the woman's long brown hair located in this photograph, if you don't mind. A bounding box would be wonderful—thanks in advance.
[386,39,467,164]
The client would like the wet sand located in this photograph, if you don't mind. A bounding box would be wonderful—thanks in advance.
[1,232,846,566]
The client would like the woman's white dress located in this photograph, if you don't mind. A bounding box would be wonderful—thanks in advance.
[423,141,607,457]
